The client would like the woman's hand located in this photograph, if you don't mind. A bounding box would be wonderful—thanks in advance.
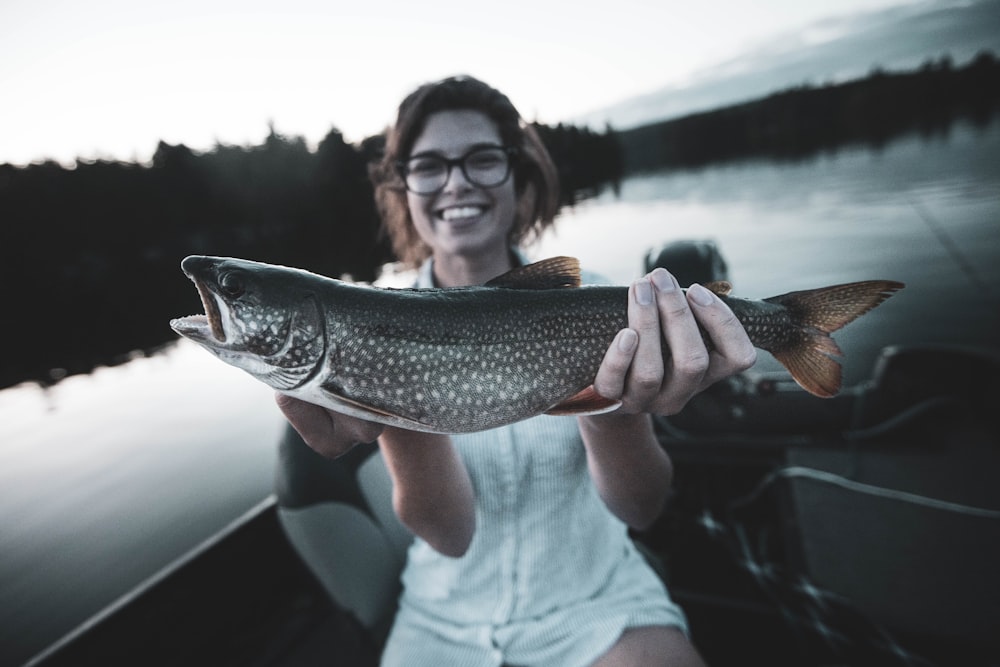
[274,393,384,459]
[593,268,756,416]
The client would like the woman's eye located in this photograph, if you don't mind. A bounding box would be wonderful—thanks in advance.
[409,158,443,175]
[468,153,502,168]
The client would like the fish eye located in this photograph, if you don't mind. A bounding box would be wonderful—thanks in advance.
[219,271,246,298]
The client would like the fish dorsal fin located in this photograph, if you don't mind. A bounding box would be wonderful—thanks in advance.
[703,280,733,296]
[545,386,621,416]
[485,256,581,290]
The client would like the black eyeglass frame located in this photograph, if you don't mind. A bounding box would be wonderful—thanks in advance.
[396,145,519,195]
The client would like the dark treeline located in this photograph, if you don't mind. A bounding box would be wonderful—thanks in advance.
[533,122,624,203]
[0,122,620,388]
[620,50,1000,172]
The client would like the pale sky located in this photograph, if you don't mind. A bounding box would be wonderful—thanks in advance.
[1,0,927,166]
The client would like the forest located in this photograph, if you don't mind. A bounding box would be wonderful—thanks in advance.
[619,50,1000,171]
[1,51,997,389]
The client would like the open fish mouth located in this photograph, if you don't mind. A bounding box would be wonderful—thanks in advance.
[170,275,227,343]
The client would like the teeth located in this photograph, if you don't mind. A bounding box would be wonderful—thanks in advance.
[441,206,483,222]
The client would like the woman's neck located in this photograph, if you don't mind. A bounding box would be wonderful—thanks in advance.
[431,249,517,287]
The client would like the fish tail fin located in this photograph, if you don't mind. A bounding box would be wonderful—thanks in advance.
[767,280,905,397]
[770,335,845,398]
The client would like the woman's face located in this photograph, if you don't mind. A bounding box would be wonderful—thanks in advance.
[405,110,518,262]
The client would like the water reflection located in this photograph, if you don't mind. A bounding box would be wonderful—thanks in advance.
[0,342,283,666]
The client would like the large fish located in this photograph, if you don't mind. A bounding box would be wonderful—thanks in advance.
[170,255,903,433]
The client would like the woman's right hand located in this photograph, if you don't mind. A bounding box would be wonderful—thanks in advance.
[274,393,384,459]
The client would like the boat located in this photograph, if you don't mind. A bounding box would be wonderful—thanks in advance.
[23,243,1000,667]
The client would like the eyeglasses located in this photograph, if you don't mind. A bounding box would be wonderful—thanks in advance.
[397,145,517,195]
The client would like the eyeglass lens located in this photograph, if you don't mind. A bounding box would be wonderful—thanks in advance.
[403,147,511,194]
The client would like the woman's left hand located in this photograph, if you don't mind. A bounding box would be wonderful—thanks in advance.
[593,268,756,416]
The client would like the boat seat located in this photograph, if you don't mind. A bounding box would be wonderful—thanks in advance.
[274,426,412,644]
[850,344,1000,435]
[783,345,1000,656]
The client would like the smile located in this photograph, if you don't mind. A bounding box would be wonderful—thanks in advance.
[439,205,487,222]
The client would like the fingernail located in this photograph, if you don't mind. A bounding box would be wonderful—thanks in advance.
[651,268,677,292]
[618,329,638,351]
[635,279,653,305]
[688,283,715,306]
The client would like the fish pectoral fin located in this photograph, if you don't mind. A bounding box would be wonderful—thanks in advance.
[545,386,621,416]
[703,280,733,296]
[318,387,434,430]
[486,256,582,290]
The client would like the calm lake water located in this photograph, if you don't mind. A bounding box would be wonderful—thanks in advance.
[2,121,998,666]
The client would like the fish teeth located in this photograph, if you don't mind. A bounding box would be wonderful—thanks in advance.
[441,206,484,221]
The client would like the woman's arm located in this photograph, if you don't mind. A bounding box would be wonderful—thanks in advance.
[577,412,671,529]
[378,427,476,558]
[582,267,756,527]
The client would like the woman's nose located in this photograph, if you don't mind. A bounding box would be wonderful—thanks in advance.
[441,162,473,193]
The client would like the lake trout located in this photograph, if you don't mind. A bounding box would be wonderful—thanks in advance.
[170,255,903,433]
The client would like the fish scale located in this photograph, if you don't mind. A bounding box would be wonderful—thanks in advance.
[170,255,903,434]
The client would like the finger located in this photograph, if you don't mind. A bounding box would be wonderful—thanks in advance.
[685,283,757,390]
[592,328,639,401]
[275,393,337,448]
[649,269,710,411]
[344,415,386,445]
[619,277,668,411]
[274,393,362,458]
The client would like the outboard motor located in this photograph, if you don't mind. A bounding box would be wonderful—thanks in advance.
[644,239,728,286]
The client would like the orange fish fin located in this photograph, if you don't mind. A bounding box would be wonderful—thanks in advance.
[486,256,581,290]
[545,386,621,416]
[764,280,903,397]
[766,280,905,333]
[703,280,733,296]
[771,335,844,398]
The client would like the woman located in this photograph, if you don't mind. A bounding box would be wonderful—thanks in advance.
[277,75,756,666]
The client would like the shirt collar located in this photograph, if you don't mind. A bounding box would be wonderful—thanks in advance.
[415,249,528,289]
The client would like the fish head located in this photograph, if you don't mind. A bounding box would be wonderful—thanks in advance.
[170,256,326,390]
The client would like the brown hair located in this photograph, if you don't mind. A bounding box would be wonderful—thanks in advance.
[372,75,560,268]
